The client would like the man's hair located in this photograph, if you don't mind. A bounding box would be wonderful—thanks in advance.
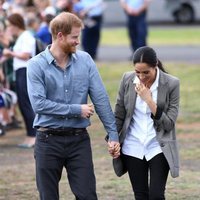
[7,13,25,30]
[50,12,83,40]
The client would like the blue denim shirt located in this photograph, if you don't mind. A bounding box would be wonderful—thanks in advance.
[27,47,118,141]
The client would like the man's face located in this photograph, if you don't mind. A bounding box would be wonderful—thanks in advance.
[60,26,81,54]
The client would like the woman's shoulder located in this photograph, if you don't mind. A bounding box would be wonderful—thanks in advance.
[160,70,180,86]
[18,30,35,44]
[159,72,180,88]
[21,30,34,38]
[122,71,135,81]
[123,71,134,78]
[120,71,135,86]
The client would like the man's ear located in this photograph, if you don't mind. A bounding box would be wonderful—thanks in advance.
[57,32,64,40]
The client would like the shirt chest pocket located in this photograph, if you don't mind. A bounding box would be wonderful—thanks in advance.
[73,76,89,93]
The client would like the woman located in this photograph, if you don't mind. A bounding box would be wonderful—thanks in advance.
[112,46,180,199]
[3,13,36,147]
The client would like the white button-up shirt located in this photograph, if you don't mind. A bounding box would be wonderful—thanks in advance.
[122,68,162,161]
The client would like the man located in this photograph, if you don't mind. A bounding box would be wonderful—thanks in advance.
[120,0,150,55]
[27,12,119,200]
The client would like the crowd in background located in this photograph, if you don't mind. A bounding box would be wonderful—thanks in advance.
[0,0,106,144]
[0,0,149,144]
[0,0,70,137]
[0,0,72,139]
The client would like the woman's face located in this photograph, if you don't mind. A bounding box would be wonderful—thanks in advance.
[134,62,157,87]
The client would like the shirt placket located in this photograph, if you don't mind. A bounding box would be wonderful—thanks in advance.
[64,68,71,104]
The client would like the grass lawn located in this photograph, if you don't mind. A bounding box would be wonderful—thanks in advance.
[101,27,200,46]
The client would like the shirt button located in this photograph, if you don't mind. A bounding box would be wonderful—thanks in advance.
[65,90,68,92]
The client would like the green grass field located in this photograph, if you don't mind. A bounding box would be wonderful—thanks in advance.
[101,27,200,46]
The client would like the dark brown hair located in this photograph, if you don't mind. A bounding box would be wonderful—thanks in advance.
[133,46,166,72]
[7,13,25,30]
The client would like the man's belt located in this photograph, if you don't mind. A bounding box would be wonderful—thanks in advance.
[37,127,87,136]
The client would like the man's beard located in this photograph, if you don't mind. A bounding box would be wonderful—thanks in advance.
[62,43,76,54]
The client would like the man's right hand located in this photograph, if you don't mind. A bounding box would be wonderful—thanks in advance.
[81,104,94,119]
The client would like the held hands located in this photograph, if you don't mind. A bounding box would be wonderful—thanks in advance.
[107,141,120,159]
[135,83,152,103]
[81,103,94,119]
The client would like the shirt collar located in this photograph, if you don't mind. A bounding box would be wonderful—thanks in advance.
[44,45,54,64]
[44,45,78,66]
[151,67,159,91]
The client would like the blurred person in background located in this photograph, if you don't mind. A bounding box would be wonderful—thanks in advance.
[120,0,150,57]
[3,13,36,147]
[0,19,9,51]
[26,11,41,36]
[36,6,56,46]
[33,0,52,19]
[0,18,21,132]
[0,72,19,136]
[4,0,35,16]
[0,0,6,20]
[55,0,72,14]
[111,46,180,200]
[72,0,105,60]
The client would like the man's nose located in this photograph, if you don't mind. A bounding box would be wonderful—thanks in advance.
[76,38,80,45]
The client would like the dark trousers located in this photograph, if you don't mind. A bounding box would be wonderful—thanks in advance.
[34,130,98,200]
[122,153,169,200]
[82,15,103,60]
[15,68,36,137]
[127,12,147,52]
